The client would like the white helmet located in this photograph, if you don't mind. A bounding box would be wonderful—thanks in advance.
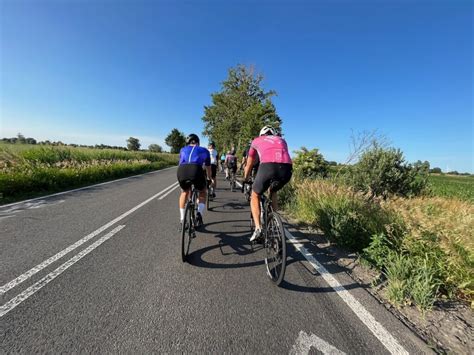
[259,126,277,136]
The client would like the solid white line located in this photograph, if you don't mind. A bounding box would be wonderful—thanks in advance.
[0,166,177,209]
[158,184,180,200]
[0,181,179,296]
[285,230,408,355]
[0,225,126,318]
[290,330,346,355]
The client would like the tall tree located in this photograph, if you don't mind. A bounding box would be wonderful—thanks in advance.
[202,65,281,154]
[165,129,186,154]
[127,137,141,151]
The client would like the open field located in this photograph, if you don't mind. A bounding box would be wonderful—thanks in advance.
[0,143,178,204]
[429,174,474,202]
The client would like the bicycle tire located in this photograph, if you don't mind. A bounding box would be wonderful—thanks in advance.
[181,202,193,262]
[206,188,210,211]
[264,212,287,285]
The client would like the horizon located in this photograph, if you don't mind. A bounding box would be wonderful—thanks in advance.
[1,0,472,172]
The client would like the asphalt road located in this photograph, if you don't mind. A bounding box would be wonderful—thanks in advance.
[1,167,431,354]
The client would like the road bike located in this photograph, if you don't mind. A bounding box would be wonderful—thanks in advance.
[206,180,214,211]
[242,180,287,285]
[181,184,199,262]
[229,168,237,192]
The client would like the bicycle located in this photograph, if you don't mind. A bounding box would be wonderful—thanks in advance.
[181,183,200,262]
[229,168,237,192]
[206,180,214,211]
[242,180,287,285]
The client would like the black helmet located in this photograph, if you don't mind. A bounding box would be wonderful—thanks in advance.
[186,134,200,145]
[208,141,215,148]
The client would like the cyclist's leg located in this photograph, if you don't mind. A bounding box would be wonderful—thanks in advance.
[251,163,273,230]
[211,164,217,190]
[269,163,293,211]
[177,165,194,222]
[193,169,207,219]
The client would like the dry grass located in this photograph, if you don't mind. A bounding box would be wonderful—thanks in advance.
[286,178,473,307]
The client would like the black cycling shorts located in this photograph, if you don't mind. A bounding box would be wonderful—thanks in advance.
[227,163,237,173]
[177,164,207,191]
[253,163,292,195]
[211,164,217,178]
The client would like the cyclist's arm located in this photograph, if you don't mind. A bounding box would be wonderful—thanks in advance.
[243,155,255,181]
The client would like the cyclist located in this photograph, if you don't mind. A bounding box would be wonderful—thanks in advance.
[225,150,237,181]
[177,134,212,228]
[243,126,292,242]
[220,153,226,172]
[207,141,218,197]
[241,140,259,178]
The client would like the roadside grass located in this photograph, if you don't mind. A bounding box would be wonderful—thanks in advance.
[282,179,474,310]
[428,174,474,202]
[0,143,178,204]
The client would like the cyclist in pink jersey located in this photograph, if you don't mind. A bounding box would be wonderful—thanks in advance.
[243,126,293,242]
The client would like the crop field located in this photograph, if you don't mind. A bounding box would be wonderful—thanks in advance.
[0,143,178,204]
[429,174,474,202]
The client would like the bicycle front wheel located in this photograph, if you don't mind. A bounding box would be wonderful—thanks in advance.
[181,202,193,262]
[264,212,287,285]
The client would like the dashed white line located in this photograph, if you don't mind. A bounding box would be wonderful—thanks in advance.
[0,181,179,296]
[286,230,408,355]
[0,225,126,318]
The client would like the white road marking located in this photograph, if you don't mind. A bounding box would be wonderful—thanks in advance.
[0,225,126,318]
[158,184,180,200]
[0,181,179,296]
[0,166,177,209]
[290,331,346,355]
[286,230,409,355]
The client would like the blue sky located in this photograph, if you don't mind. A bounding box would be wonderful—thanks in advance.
[1,0,472,172]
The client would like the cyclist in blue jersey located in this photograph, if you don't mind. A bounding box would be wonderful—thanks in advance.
[177,134,212,227]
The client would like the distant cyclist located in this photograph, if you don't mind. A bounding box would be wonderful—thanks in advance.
[243,126,292,242]
[220,153,226,172]
[241,140,259,178]
[207,141,218,197]
[177,134,211,228]
[225,150,237,180]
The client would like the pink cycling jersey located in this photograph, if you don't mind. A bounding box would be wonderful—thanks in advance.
[248,136,292,164]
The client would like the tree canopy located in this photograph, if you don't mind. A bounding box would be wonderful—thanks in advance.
[165,129,186,154]
[202,65,281,155]
[127,137,141,151]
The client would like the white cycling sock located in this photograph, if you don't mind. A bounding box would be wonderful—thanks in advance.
[198,203,205,214]
[179,208,185,221]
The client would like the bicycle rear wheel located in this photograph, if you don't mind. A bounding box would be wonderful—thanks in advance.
[206,187,210,211]
[181,202,193,262]
[264,212,287,285]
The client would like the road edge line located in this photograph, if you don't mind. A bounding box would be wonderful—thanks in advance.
[285,229,408,355]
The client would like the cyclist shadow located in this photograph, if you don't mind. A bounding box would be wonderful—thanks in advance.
[186,227,265,269]
[277,239,370,294]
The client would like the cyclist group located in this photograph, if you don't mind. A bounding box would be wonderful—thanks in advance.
[176,126,292,242]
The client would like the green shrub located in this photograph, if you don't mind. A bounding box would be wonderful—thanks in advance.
[351,144,429,199]
[292,147,329,180]
[293,179,394,250]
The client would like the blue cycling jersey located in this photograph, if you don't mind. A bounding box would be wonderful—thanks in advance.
[179,145,211,166]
